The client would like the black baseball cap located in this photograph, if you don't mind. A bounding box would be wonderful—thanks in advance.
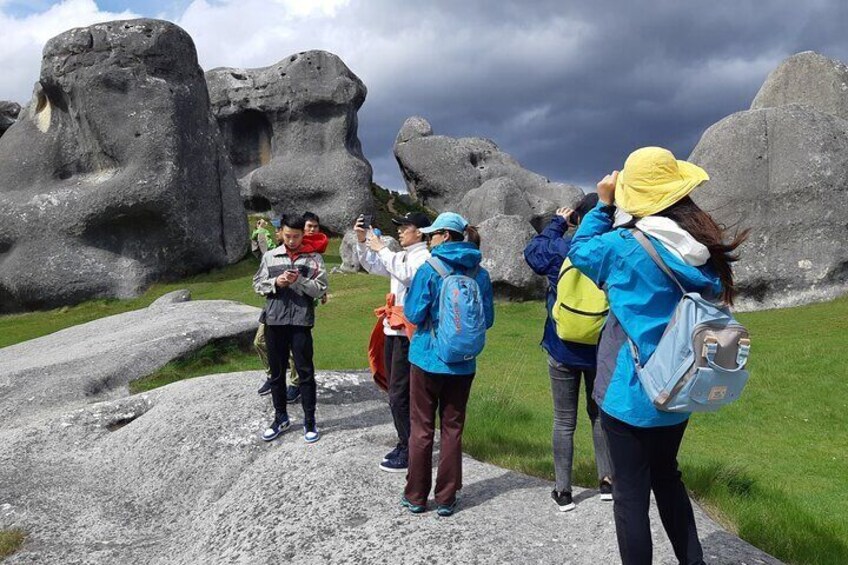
[391,212,432,229]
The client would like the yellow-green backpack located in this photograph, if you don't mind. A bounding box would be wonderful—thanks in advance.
[552,258,609,345]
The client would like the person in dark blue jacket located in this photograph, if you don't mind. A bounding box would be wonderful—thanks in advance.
[569,147,748,565]
[401,212,495,517]
[524,193,613,512]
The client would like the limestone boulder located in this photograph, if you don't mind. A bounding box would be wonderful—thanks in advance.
[0,19,248,314]
[0,100,20,137]
[689,104,848,310]
[478,214,546,299]
[206,51,374,235]
[751,51,848,120]
[339,229,401,273]
[393,116,583,227]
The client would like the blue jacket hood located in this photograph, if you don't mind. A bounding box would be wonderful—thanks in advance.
[430,242,482,271]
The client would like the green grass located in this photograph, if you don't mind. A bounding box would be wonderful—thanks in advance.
[2,247,846,564]
[0,529,25,560]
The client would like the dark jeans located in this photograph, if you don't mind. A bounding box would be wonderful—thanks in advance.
[601,411,705,565]
[548,356,613,493]
[265,324,317,427]
[405,364,474,507]
[384,335,411,451]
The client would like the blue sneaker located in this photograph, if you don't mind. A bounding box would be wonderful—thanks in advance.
[257,379,272,396]
[286,385,301,404]
[401,497,425,514]
[437,499,459,517]
[380,451,408,473]
[383,444,403,462]
[304,424,320,444]
[261,417,290,442]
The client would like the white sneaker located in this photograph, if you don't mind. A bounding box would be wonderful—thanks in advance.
[304,425,320,443]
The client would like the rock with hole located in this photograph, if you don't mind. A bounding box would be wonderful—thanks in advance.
[206,50,374,235]
[0,19,248,314]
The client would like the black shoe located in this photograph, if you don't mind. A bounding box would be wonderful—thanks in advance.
[551,489,575,512]
[379,452,408,473]
[286,385,301,404]
[257,379,272,396]
[599,480,613,501]
[383,444,403,462]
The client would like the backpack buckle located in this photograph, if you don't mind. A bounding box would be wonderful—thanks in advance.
[736,338,751,367]
[701,335,719,361]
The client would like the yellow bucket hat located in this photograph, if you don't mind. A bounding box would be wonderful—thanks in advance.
[614,147,709,217]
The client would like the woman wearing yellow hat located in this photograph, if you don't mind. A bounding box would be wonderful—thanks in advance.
[567,147,748,565]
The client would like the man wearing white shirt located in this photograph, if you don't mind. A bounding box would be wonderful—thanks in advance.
[355,212,432,472]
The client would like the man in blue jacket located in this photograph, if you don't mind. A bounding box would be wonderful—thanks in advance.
[523,194,613,512]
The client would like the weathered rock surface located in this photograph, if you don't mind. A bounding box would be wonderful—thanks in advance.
[339,229,401,273]
[206,51,374,235]
[0,101,20,137]
[0,360,780,564]
[0,297,260,423]
[457,177,533,228]
[751,51,848,121]
[0,19,248,314]
[393,116,583,226]
[689,104,848,310]
[478,215,546,299]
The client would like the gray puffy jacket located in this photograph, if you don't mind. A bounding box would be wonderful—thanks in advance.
[253,247,328,327]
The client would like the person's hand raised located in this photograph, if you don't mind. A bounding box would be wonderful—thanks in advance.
[597,171,618,205]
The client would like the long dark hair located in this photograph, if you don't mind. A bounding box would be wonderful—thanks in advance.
[654,196,749,305]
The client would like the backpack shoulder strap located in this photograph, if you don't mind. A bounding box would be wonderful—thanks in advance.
[629,229,687,294]
[426,257,451,279]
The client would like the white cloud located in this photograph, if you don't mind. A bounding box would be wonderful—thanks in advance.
[0,0,139,104]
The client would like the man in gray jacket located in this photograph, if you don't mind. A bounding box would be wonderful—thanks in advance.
[253,215,328,443]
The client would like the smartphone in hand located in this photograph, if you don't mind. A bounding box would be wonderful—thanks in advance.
[361,214,373,229]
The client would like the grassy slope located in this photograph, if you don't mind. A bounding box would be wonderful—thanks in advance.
[1,244,846,564]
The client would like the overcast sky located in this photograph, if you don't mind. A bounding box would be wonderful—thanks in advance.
[1,0,847,192]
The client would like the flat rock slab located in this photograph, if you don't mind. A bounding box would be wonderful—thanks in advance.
[0,369,781,564]
[0,298,260,423]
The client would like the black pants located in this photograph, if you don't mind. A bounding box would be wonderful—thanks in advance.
[383,335,411,451]
[265,324,317,427]
[600,411,705,565]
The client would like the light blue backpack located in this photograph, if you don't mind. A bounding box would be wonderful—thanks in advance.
[627,230,751,412]
[426,257,487,364]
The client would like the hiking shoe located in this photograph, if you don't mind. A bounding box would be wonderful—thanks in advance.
[552,489,575,512]
[286,385,301,404]
[383,444,403,462]
[257,379,272,396]
[599,480,613,501]
[304,424,320,444]
[379,453,408,473]
[436,499,458,517]
[261,417,290,442]
[401,497,425,514]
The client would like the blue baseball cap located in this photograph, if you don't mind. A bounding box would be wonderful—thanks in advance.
[270,218,282,229]
[419,212,468,235]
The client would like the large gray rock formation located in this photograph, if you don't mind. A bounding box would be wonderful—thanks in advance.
[393,116,583,227]
[0,101,20,137]
[478,214,546,299]
[690,53,848,310]
[0,307,780,563]
[206,51,374,235]
[751,51,848,121]
[0,19,248,314]
[0,295,260,423]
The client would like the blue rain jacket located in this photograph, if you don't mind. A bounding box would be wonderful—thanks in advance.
[406,242,495,375]
[523,215,597,369]
[568,202,723,428]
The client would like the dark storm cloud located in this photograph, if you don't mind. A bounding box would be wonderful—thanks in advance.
[351,0,848,190]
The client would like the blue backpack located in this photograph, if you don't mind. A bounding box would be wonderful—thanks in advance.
[426,257,487,364]
[627,230,751,412]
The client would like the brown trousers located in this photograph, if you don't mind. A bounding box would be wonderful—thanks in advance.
[404,364,474,506]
